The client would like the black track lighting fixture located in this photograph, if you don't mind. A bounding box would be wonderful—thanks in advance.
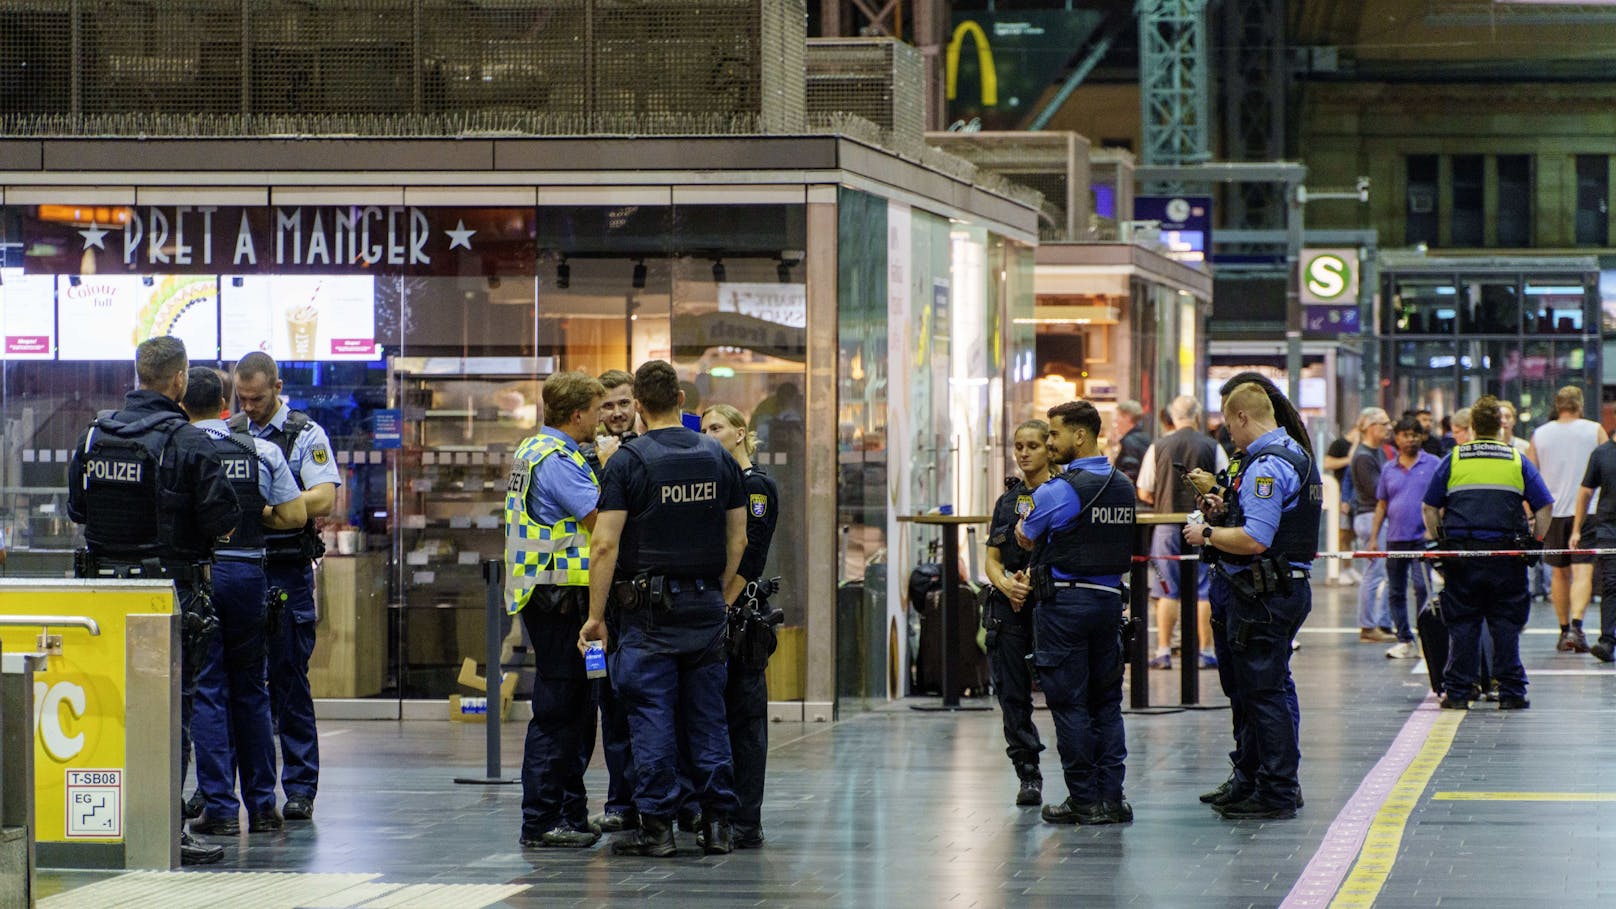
[776,257,796,283]
[556,257,571,289]
[632,258,647,290]
[711,258,726,283]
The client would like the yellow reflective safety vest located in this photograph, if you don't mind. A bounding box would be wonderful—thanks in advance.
[504,433,596,614]
[1441,439,1529,540]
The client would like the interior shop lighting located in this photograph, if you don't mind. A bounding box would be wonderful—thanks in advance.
[556,258,571,289]
[711,259,726,283]
[632,259,647,290]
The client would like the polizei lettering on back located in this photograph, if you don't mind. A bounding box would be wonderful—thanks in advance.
[1090,506,1135,524]
[86,459,142,483]
[661,481,718,504]
[222,457,253,481]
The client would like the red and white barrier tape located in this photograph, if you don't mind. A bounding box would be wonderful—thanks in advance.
[1135,547,1616,563]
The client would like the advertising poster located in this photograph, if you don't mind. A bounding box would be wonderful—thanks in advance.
[1,268,58,358]
[55,275,218,361]
[220,275,378,361]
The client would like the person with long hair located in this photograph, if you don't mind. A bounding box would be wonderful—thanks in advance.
[982,419,1052,807]
[702,403,780,849]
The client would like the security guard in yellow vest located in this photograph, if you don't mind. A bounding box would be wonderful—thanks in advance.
[507,371,606,848]
[1421,395,1554,710]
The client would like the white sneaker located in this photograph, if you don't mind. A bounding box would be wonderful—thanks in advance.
[1386,641,1418,660]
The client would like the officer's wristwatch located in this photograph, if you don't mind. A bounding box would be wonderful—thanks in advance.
[1200,525,1214,543]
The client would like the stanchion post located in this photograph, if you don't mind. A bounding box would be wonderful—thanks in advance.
[482,558,503,780]
[1128,523,1151,710]
[1178,527,1199,706]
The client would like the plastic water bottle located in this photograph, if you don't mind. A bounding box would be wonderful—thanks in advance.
[584,641,607,679]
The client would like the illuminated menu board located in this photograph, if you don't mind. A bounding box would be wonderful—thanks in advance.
[220,275,378,361]
[0,269,57,359]
[55,275,219,361]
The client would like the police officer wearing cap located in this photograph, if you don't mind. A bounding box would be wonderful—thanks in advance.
[1184,381,1321,820]
[984,419,1051,808]
[181,367,306,837]
[230,351,342,822]
[581,360,747,858]
[67,336,240,866]
[1014,400,1137,826]
[507,371,606,849]
[580,368,639,834]
[1422,394,1554,710]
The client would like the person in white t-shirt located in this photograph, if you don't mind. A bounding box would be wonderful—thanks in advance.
[1527,386,1609,653]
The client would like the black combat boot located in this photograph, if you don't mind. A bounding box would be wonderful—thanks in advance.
[700,816,734,855]
[611,815,676,858]
[1015,766,1043,806]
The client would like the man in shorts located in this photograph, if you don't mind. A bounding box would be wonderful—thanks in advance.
[1527,386,1607,653]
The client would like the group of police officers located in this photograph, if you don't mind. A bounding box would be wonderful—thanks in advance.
[68,338,338,864]
[74,336,1553,859]
[504,360,781,856]
[984,376,1556,824]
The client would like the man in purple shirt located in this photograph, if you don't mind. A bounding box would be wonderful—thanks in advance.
[1370,417,1441,659]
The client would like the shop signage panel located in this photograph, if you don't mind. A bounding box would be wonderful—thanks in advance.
[945,9,1107,130]
[1,268,58,358]
[23,206,536,277]
[220,275,379,361]
[1133,196,1212,264]
[1303,304,1361,334]
[55,275,219,361]
[670,312,806,362]
[373,409,403,449]
[716,282,805,328]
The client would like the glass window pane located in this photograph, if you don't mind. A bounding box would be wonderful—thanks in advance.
[1577,155,1609,247]
[1496,155,1531,247]
[1450,155,1484,247]
[1460,279,1519,334]
[1391,280,1458,334]
[1406,155,1438,246]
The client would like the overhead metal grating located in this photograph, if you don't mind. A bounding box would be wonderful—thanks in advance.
[805,38,922,142]
[0,0,806,136]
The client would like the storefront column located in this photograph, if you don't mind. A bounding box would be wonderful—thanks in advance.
[804,194,839,721]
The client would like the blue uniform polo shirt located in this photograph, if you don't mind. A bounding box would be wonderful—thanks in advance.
[526,427,600,525]
[1020,455,1125,586]
[1232,427,1313,571]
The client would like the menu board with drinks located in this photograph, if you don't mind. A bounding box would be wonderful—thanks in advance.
[55,275,220,361]
[0,268,57,359]
[220,275,378,361]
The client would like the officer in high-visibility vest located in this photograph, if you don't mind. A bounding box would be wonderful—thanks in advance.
[507,371,606,848]
[1422,395,1554,710]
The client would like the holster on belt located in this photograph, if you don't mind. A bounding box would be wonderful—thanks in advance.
[610,574,650,612]
[1031,565,1056,602]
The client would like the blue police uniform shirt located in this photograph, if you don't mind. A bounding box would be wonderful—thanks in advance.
[526,427,600,525]
[1421,441,1554,538]
[247,402,344,492]
[1020,455,1124,586]
[196,417,302,558]
[1233,427,1312,571]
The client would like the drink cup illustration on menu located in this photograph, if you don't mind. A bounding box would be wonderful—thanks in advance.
[286,292,320,358]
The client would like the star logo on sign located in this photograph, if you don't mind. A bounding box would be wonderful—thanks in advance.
[79,222,109,250]
[445,219,476,251]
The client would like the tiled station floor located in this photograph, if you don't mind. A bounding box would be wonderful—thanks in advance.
[35,581,1616,908]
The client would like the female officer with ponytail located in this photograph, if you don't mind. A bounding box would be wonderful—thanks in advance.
[703,403,779,849]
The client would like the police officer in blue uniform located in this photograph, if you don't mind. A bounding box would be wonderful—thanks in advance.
[67,336,240,866]
[1421,395,1554,710]
[1185,381,1321,820]
[230,351,343,821]
[580,368,639,834]
[182,367,306,837]
[581,360,747,857]
[1015,401,1136,826]
[985,419,1051,807]
[506,371,607,849]
[703,403,781,849]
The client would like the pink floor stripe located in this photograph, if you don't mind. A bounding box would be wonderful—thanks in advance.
[1278,697,1441,908]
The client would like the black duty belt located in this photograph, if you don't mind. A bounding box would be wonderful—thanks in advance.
[1221,567,1311,580]
[214,554,267,566]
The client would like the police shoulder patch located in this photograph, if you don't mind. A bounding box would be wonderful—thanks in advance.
[749,493,768,518]
[1016,495,1034,517]
[1253,476,1275,499]
[310,446,329,465]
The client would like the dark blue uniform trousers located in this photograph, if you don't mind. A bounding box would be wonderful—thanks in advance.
[1032,587,1126,804]
[520,604,596,836]
[265,561,320,801]
[985,592,1043,777]
[178,581,204,805]
[725,665,769,829]
[1209,573,1309,808]
[610,590,739,821]
[193,559,279,817]
[586,609,637,818]
[1441,555,1530,701]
